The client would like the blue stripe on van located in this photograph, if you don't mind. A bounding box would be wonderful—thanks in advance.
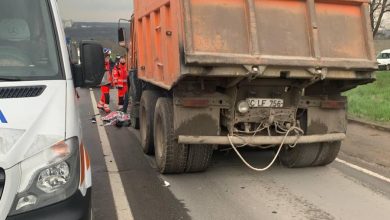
[0,110,7,123]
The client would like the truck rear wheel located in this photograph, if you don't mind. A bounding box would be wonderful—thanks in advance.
[185,145,213,173]
[129,99,140,129]
[154,98,188,174]
[311,141,341,166]
[129,70,142,129]
[140,90,161,155]
[279,110,320,168]
[280,141,341,168]
[279,143,321,168]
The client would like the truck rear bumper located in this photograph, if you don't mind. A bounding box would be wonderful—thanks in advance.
[178,133,346,145]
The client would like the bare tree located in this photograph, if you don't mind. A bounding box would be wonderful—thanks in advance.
[370,0,390,36]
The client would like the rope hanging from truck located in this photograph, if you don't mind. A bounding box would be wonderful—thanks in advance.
[227,123,304,172]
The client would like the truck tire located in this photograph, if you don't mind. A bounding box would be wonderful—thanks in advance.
[279,143,322,168]
[280,141,341,168]
[140,90,161,155]
[129,70,142,129]
[185,145,213,173]
[129,100,140,129]
[311,141,341,166]
[154,98,188,174]
[279,110,321,168]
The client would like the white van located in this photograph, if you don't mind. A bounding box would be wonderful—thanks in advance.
[377,49,390,70]
[0,0,104,219]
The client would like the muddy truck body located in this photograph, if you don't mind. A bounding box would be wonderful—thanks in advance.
[121,0,377,173]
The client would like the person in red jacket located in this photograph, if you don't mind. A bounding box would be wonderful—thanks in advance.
[97,48,113,113]
[112,56,128,111]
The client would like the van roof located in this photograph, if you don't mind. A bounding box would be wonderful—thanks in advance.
[380,49,390,53]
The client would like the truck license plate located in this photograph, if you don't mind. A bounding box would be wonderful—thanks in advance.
[247,98,284,108]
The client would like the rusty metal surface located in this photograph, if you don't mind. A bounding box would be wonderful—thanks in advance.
[134,0,181,89]
[133,0,377,89]
[189,0,250,54]
[234,107,296,124]
[184,53,377,69]
[316,2,366,59]
[173,90,230,135]
[307,107,347,135]
[183,0,376,67]
[180,66,375,79]
[178,133,346,145]
[174,105,221,136]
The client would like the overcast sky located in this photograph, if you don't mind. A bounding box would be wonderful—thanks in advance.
[58,0,133,22]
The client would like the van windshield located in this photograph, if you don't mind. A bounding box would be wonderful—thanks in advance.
[377,53,390,59]
[0,0,62,81]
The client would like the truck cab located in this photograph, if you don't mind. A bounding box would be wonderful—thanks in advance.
[0,0,104,219]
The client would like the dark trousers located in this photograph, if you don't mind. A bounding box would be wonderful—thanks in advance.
[122,75,130,113]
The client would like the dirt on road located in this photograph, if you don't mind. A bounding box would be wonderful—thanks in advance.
[340,122,390,172]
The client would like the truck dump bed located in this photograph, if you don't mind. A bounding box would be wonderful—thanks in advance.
[133,0,376,89]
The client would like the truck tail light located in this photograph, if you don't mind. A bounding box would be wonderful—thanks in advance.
[181,99,209,108]
[321,100,346,109]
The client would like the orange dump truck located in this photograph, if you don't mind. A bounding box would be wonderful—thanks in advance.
[119,0,377,173]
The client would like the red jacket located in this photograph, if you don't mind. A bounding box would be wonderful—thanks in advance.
[101,60,112,85]
[113,64,128,88]
[120,63,128,83]
[106,60,113,82]
[105,60,110,71]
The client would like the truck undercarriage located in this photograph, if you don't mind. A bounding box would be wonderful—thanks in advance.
[128,64,371,173]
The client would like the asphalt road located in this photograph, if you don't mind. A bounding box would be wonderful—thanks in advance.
[78,88,390,220]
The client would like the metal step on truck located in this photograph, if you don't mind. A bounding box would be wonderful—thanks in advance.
[118,0,377,174]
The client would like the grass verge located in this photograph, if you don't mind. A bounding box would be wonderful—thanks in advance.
[344,71,390,123]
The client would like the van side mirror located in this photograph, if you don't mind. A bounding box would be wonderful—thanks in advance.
[71,64,83,87]
[74,41,105,88]
[69,42,79,65]
[118,28,126,47]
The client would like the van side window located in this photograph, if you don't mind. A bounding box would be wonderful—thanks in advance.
[0,0,61,80]
[379,53,390,59]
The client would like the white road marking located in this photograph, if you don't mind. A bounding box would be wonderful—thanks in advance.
[89,89,134,220]
[336,158,390,184]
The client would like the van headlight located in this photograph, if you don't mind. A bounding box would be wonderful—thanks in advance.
[37,161,71,193]
[9,137,80,216]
